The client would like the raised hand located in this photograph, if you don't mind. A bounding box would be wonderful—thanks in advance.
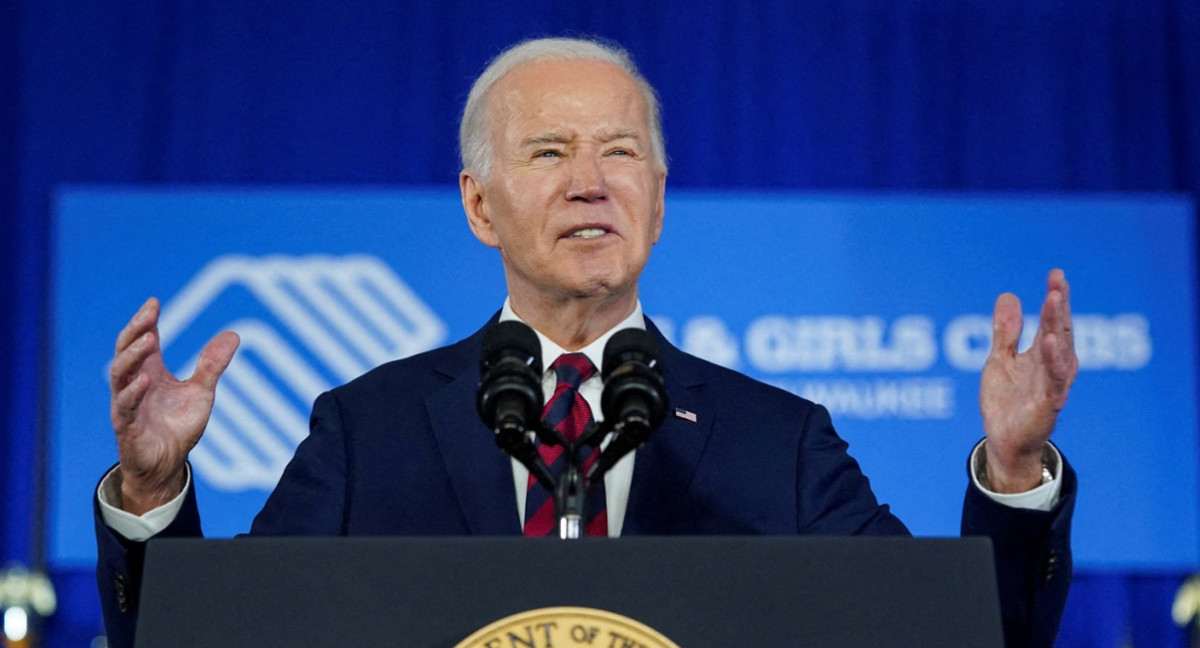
[979,269,1078,493]
[109,297,239,514]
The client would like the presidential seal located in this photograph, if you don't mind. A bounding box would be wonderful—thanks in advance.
[453,606,681,648]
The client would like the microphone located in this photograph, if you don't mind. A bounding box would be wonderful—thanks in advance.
[477,321,543,430]
[477,321,554,489]
[588,328,669,481]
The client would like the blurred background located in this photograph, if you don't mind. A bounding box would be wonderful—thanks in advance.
[3,1,1199,646]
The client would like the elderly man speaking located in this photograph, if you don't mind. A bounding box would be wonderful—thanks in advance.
[96,37,1078,648]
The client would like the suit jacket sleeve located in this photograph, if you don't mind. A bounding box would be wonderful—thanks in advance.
[92,390,352,648]
[963,455,1077,648]
[789,389,1074,648]
[93,472,203,648]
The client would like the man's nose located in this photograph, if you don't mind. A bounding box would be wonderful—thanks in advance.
[564,154,608,202]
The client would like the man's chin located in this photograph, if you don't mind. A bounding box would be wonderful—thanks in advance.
[563,278,639,305]
[507,263,641,306]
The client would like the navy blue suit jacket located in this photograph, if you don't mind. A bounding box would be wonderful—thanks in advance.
[96,318,1075,648]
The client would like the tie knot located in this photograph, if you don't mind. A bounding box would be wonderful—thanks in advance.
[551,353,596,389]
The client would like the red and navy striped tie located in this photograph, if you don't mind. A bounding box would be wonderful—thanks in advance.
[523,353,608,537]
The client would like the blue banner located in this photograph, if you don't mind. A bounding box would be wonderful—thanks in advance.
[51,189,1199,570]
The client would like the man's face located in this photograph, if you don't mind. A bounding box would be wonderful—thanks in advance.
[461,59,666,308]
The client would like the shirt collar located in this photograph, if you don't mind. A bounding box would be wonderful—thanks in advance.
[498,298,646,377]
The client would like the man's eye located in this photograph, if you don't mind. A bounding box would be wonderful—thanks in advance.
[534,150,562,158]
[607,148,633,157]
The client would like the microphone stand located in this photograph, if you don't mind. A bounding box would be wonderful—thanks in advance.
[582,416,651,486]
[544,421,588,540]
[555,463,585,539]
[554,419,643,540]
[494,417,599,540]
[492,419,555,494]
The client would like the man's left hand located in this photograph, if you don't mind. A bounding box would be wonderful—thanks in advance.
[980,269,1079,493]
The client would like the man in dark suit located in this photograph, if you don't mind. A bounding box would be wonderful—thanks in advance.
[98,37,1078,648]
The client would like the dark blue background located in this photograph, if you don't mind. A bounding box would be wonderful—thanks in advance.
[4,1,1199,646]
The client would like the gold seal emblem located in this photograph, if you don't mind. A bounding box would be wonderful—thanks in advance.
[454,606,681,648]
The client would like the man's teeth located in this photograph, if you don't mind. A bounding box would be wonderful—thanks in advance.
[570,228,607,239]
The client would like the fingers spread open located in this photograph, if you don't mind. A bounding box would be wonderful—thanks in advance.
[1045,269,1073,348]
[191,331,240,391]
[990,292,1024,356]
[1039,331,1075,410]
[110,330,158,395]
[1047,268,1070,304]
[115,298,159,355]
[111,373,150,428]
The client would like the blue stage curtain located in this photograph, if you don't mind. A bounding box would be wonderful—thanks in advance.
[6,1,1198,646]
[1,0,29,567]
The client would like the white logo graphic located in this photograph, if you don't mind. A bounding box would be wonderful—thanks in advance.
[157,255,447,492]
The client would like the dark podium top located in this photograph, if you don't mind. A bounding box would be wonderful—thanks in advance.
[136,536,1003,648]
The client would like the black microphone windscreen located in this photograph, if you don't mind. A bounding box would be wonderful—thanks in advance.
[602,328,660,380]
[481,320,542,374]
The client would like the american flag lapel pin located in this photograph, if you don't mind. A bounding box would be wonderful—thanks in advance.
[674,407,698,423]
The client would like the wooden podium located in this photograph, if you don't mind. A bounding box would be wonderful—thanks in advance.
[135,536,1004,647]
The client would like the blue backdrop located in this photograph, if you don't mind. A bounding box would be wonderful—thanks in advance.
[50,190,1200,572]
[5,1,1200,646]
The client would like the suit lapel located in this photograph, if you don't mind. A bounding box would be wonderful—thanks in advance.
[425,320,523,535]
[623,320,716,534]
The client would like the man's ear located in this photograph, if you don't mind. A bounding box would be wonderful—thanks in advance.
[461,171,499,248]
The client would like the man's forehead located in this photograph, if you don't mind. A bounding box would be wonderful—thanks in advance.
[489,61,646,129]
[490,60,641,109]
[520,129,643,147]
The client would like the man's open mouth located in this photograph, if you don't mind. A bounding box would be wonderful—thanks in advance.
[568,227,610,239]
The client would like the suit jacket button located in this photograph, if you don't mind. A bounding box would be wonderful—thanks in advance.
[1042,552,1059,584]
[114,574,129,612]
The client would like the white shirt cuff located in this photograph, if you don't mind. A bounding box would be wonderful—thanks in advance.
[970,441,1062,512]
[97,464,191,541]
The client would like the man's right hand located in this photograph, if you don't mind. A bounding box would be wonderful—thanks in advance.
[109,298,239,515]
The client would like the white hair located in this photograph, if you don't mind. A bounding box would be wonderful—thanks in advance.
[458,36,667,180]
